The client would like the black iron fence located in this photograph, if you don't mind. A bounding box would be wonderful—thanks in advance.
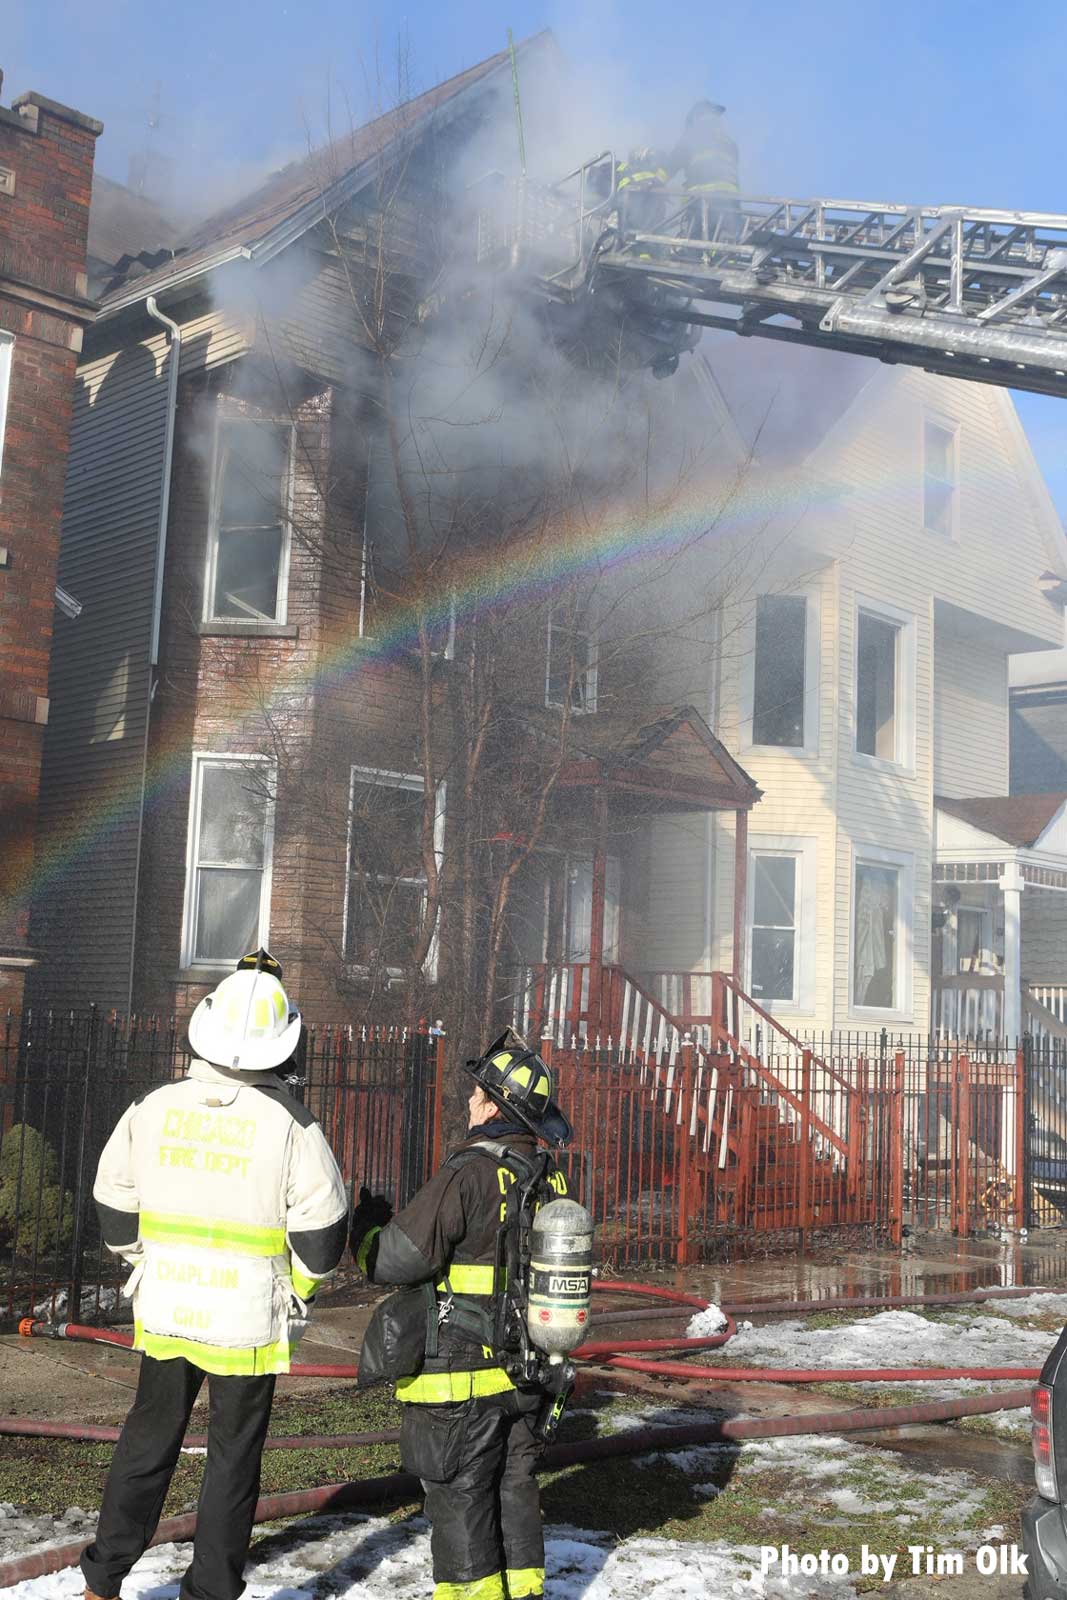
[0,1007,442,1328]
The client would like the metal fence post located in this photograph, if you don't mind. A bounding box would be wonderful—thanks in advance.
[890,1050,905,1247]
[430,1023,447,1174]
[676,1033,695,1266]
[798,1048,812,1251]
[1014,1042,1027,1232]
[957,1052,972,1238]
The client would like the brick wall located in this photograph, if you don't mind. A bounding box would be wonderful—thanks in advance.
[132,366,428,1026]
[0,88,100,1011]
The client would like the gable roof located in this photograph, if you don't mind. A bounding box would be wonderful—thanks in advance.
[88,174,180,273]
[96,34,556,319]
[549,704,762,811]
[935,793,1067,848]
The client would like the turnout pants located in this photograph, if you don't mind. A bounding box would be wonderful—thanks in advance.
[80,1354,276,1600]
[400,1389,545,1600]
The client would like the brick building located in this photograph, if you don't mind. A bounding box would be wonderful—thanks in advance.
[0,74,101,1009]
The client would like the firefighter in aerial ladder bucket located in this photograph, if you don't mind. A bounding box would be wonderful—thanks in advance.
[669,98,741,242]
[81,950,348,1600]
[615,146,670,251]
[351,1032,593,1600]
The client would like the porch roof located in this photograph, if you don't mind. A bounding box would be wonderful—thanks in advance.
[548,704,763,813]
[935,793,1067,891]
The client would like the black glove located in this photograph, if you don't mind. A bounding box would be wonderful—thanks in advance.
[350,1185,393,1268]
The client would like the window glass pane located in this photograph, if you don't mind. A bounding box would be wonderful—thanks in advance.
[752,595,806,747]
[854,862,898,1008]
[547,612,595,711]
[349,780,424,881]
[195,868,262,961]
[924,479,953,537]
[198,766,267,866]
[751,928,796,1002]
[345,877,424,965]
[218,421,288,529]
[856,612,898,760]
[212,525,283,621]
[752,855,795,927]
[925,421,953,483]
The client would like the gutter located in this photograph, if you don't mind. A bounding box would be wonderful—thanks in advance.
[144,295,181,664]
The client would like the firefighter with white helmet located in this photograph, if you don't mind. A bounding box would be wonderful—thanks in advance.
[351,1031,586,1600]
[81,950,348,1600]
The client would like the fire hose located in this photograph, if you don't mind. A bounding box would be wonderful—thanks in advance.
[0,1279,1050,1587]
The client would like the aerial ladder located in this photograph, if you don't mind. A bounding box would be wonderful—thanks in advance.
[471,153,1067,397]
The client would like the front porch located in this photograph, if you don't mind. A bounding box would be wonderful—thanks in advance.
[932,793,1067,1049]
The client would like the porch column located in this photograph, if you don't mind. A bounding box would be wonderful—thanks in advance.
[1000,862,1025,1044]
[733,807,748,982]
[588,788,608,1030]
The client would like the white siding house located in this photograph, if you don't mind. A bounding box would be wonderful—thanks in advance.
[643,356,1067,1039]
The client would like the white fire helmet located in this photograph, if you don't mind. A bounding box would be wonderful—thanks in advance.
[188,968,302,1072]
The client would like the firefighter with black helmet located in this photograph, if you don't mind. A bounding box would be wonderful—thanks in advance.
[351,1033,580,1600]
[669,98,741,240]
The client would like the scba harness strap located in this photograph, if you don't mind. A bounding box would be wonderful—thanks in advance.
[435,1141,545,1350]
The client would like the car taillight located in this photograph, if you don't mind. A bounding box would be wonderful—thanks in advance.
[1033,1384,1058,1501]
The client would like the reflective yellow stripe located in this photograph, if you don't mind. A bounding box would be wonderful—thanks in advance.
[135,1320,291,1375]
[687,179,740,194]
[356,1225,380,1274]
[505,1568,544,1598]
[437,1264,496,1294]
[396,1368,515,1403]
[291,1268,317,1300]
[141,1212,286,1257]
[433,1576,504,1600]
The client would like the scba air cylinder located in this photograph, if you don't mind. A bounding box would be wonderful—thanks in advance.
[528,1198,594,1354]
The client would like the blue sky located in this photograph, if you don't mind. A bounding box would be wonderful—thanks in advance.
[9,0,1067,516]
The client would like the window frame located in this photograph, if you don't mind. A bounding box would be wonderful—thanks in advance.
[922,414,959,541]
[746,835,817,1015]
[852,595,916,775]
[849,841,915,1022]
[342,765,446,981]
[180,752,276,971]
[203,413,296,626]
[741,588,821,757]
[545,603,598,715]
[0,333,12,481]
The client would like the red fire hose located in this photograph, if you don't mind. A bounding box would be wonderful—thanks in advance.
[0,1277,1047,1587]
[0,1386,1035,1589]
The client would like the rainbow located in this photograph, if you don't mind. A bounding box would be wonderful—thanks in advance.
[8,459,851,921]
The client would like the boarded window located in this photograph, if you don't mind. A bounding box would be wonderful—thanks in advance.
[924,420,957,536]
[186,759,273,964]
[208,420,292,621]
[546,607,598,713]
[750,854,797,1003]
[854,861,899,1009]
[345,771,437,970]
[856,611,899,760]
[753,595,806,747]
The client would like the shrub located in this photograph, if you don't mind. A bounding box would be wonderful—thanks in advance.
[0,1123,74,1252]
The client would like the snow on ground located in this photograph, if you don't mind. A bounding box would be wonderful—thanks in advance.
[684,1304,727,1337]
[2,1510,856,1600]
[985,1291,1067,1320]
[31,1286,120,1319]
[721,1306,1054,1395]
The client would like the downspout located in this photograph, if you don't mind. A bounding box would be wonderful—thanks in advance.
[124,296,181,1010]
[145,296,182,665]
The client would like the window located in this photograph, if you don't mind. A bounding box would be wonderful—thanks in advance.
[747,836,817,1012]
[752,594,806,748]
[182,756,274,967]
[0,334,12,479]
[854,601,914,769]
[852,846,914,1016]
[344,768,445,975]
[750,855,797,1004]
[546,605,597,713]
[205,418,294,622]
[923,419,957,537]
